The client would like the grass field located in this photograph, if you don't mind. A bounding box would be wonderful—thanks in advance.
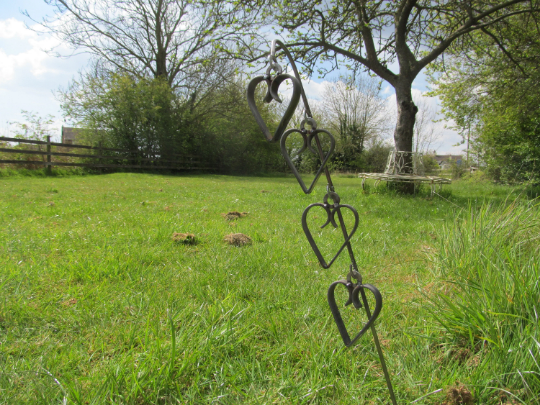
[0,173,538,404]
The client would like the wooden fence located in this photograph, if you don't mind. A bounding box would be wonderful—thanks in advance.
[0,136,214,173]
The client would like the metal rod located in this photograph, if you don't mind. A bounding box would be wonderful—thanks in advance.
[272,40,313,118]
[359,287,398,405]
[312,131,397,405]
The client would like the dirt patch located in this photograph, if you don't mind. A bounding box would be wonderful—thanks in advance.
[261,190,271,193]
[443,384,474,405]
[172,233,197,245]
[496,390,520,405]
[62,298,77,307]
[224,233,251,246]
[452,348,472,364]
[222,211,248,220]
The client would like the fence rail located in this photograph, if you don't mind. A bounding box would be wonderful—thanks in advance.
[0,136,213,173]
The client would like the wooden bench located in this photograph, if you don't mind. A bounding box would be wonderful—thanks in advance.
[358,151,451,195]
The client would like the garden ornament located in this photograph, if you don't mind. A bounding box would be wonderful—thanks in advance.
[246,39,397,405]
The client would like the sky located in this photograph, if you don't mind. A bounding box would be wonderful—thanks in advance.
[0,0,464,154]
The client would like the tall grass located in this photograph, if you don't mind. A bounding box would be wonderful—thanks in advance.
[428,198,540,403]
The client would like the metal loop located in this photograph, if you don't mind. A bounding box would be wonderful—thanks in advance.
[266,62,283,77]
[300,117,317,131]
[347,264,362,284]
[323,191,340,206]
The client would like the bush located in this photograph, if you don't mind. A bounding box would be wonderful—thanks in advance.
[422,155,440,175]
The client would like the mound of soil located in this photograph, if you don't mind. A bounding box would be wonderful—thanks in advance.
[172,232,197,245]
[224,233,251,246]
[222,211,248,220]
[443,384,474,405]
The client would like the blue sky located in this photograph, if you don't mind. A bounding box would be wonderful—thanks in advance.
[0,0,462,153]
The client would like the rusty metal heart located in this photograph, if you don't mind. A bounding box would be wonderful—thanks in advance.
[246,73,301,142]
[301,202,359,268]
[327,281,382,347]
[280,128,335,194]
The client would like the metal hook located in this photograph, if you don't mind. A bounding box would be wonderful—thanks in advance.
[269,39,277,63]
[266,39,282,77]
[346,264,362,284]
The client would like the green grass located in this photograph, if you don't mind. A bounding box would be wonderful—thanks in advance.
[426,199,540,403]
[0,173,536,404]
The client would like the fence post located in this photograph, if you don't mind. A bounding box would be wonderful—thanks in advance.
[46,136,52,175]
[98,141,103,173]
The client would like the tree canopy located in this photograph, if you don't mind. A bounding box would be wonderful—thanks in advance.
[38,0,248,89]
[238,0,540,158]
[429,10,540,182]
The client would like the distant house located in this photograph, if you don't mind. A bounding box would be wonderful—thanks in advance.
[434,154,463,170]
[61,127,84,144]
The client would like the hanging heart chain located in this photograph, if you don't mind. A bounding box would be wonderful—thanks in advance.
[246,39,397,405]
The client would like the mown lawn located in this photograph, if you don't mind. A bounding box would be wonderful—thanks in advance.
[0,173,532,404]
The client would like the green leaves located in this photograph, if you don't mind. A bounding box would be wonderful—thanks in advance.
[429,12,540,183]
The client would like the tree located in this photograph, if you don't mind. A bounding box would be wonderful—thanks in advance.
[429,11,540,182]
[321,75,388,170]
[36,0,247,90]
[10,111,56,141]
[61,73,185,157]
[198,77,283,173]
[8,111,57,165]
[60,70,281,173]
[240,0,539,167]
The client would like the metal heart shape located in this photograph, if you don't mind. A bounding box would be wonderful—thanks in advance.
[280,128,335,194]
[327,281,383,347]
[246,74,301,142]
[301,202,359,268]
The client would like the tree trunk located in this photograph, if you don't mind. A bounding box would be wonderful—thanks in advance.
[156,50,167,79]
[393,79,417,154]
[392,78,418,193]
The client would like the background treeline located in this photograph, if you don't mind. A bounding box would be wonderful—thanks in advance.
[59,68,285,174]
[56,64,397,175]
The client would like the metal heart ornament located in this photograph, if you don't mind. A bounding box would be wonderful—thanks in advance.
[301,202,359,268]
[327,281,382,347]
[246,74,301,142]
[280,129,335,194]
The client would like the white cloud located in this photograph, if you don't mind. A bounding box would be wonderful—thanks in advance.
[0,18,69,83]
[381,85,392,95]
[0,17,89,140]
[0,18,35,40]
[301,79,330,100]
